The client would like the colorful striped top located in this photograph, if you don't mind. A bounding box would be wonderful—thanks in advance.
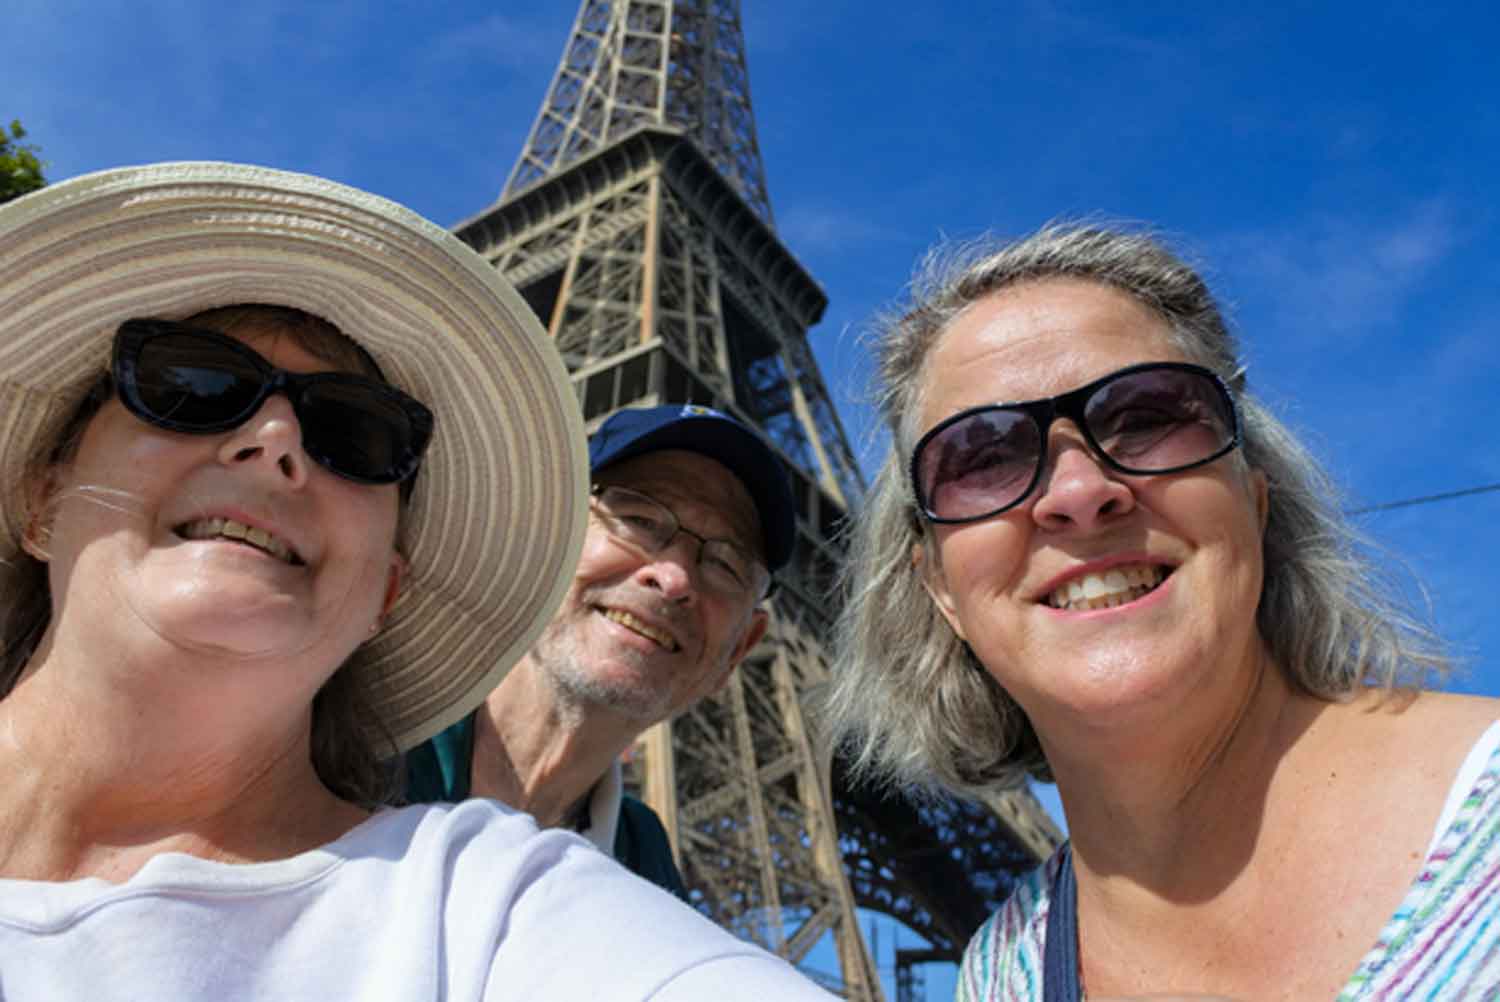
[955,722,1500,1001]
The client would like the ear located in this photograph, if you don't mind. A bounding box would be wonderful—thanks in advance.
[709,607,769,696]
[726,607,768,670]
[379,550,408,620]
[20,469,61,562]
[1249,467,1269,535]
[20,527,49,563]
[914,539,967,642]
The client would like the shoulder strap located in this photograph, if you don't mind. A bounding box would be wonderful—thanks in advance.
[614,795,691,902]
[1043,842,1081,1002]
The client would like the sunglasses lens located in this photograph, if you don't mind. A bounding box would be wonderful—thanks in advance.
[917,408,1041,521]
[1084,367,1235,472]
[122,324,428,484]
[298,382,422,484]
[133,332,266,429]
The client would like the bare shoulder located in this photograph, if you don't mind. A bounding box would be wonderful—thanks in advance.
[1404,688,1500,727]
[1267,688,1498,962]
[1327,688,1499,786]
[1348,687,1498,735]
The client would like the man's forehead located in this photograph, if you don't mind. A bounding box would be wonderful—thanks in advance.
[595,449,764,554]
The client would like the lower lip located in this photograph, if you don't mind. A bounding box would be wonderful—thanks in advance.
[1042,572,1173,618]
[184,536,293,565]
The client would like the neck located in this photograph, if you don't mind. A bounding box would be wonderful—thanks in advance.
[0,625,365,882]
[470,657,641,828]
[1044,639,1322,893]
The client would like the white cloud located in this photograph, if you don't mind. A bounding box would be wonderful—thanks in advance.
[1214,197,1458,342]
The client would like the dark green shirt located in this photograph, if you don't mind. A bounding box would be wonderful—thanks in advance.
[404,712,689,902]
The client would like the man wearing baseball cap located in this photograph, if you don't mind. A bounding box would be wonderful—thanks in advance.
[404,404,796,896]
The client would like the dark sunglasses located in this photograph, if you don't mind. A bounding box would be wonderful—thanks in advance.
[112,319,434,485]
[911,361,1241,524]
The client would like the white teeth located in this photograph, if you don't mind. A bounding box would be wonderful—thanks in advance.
[179,517,297,565]
[1048,564,1167,611]
[602,609,679,651]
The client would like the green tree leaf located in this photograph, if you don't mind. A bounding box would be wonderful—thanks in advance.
[0,119,48,204]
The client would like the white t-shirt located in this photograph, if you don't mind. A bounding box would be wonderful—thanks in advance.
[0,799,835,1000]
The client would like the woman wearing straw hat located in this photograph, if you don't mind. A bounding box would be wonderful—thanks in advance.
[0,162,834,1000]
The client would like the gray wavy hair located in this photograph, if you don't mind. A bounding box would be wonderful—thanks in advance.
[821,223,1450,798]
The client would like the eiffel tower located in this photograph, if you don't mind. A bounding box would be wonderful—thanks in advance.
[452,3,1062,997]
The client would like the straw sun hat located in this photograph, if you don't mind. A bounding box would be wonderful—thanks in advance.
[0,161,588,751]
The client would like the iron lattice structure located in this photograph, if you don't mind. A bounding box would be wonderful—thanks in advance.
[505,0,774,225]
[457,2,1062,996]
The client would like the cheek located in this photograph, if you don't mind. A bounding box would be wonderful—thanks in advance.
[578,530,618,565]
[922,519,1031,645]
[933,520,1029,606]
[53,425,216,540]
[318,484,402,585]
[350,494,403,568]
[571,530,637,588]
[1205,470,1265,553]
[1160,474,1267,604]
[1226,497,1268,595]
[709,603,752,659]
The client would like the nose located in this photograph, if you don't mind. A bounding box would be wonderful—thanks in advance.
[1029,422,1134,532]
[217,394,310,488]
[635,534,700,605]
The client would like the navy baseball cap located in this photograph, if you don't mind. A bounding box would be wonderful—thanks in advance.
[588,405,798,573]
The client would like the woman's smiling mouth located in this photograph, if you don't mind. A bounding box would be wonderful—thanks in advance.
[176,517,302,565]
[1045,563,1170,611]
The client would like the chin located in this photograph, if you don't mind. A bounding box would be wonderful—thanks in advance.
[563,673,670,721]
[173,630,313,662]
[142,603,321,659]
[1047,649,1187,715]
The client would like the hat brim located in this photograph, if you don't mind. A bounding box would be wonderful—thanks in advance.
[0,162,588,751]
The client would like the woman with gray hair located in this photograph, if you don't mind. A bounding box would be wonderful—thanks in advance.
[823,224,1499,1000]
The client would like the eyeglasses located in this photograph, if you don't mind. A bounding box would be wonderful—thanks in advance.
[113,319,434,485]
[590,485,771,600]
[911,361,1241,524]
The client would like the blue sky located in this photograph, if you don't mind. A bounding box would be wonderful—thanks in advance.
[11,1,1499,997]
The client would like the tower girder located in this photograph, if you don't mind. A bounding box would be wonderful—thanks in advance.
[456,5,1063,996]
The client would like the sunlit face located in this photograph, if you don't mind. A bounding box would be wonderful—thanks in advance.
[35,326,404,695]
[915,279,1269,738]
[533,450,769,723]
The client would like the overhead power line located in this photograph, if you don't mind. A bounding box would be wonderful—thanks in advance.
[1348,482,1500,516]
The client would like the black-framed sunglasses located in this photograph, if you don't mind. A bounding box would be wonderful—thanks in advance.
[113,319,434,485]
[590,485,773,600]
[911,361,1241,524]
